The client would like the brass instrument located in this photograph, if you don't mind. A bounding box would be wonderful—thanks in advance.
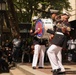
[56,21,71,33]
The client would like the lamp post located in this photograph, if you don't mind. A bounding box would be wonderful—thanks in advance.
[0,0,6,48]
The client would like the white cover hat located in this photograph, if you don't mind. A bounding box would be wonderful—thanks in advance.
[50,9,59,13]
[63,10,71,16]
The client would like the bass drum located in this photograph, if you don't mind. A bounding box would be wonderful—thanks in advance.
[40,18,55,40]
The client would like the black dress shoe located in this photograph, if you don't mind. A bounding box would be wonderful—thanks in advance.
[32,67,36,69]
[38,67,43,69]
[58,71,66,75]
[53,70,58,75]
[52,68,61,75]
[51,68,61,72]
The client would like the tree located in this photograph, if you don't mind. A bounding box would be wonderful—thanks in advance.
[13,0,71,23]
[4,0,71,37]
[6,0,20,37]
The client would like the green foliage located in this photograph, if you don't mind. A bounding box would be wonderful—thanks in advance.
[13,0,71,23]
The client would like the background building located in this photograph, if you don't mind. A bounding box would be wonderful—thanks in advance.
[69,0,76,21]
[68,0,76,39]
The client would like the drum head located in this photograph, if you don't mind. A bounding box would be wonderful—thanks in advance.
[41,18,54,31]
[35,19,44,37]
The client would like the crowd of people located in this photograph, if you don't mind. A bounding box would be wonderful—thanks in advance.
[0,36,34,73]
[0,11,76,75]
[0,40,12,73]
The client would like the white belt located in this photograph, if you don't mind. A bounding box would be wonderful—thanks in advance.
[56,32,64,35]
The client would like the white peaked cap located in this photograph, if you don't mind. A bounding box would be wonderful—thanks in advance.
[50,9,59,13]
[63,10,71,16]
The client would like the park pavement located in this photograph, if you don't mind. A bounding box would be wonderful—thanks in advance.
[0,73,10,75]
[1,61,76,75]
[24,62,76,75]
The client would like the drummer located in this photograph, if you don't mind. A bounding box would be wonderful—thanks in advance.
[30,16,46,69]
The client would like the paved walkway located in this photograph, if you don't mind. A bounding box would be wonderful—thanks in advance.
[24,62,76,75]
[1,62,76,75]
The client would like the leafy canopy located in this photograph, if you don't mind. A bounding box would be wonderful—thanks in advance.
[13,0,71,23]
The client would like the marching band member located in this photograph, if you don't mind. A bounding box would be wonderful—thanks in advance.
[30,16,46,69]
[47,13,71,75]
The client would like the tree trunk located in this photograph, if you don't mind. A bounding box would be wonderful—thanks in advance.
[7,0,20,37]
